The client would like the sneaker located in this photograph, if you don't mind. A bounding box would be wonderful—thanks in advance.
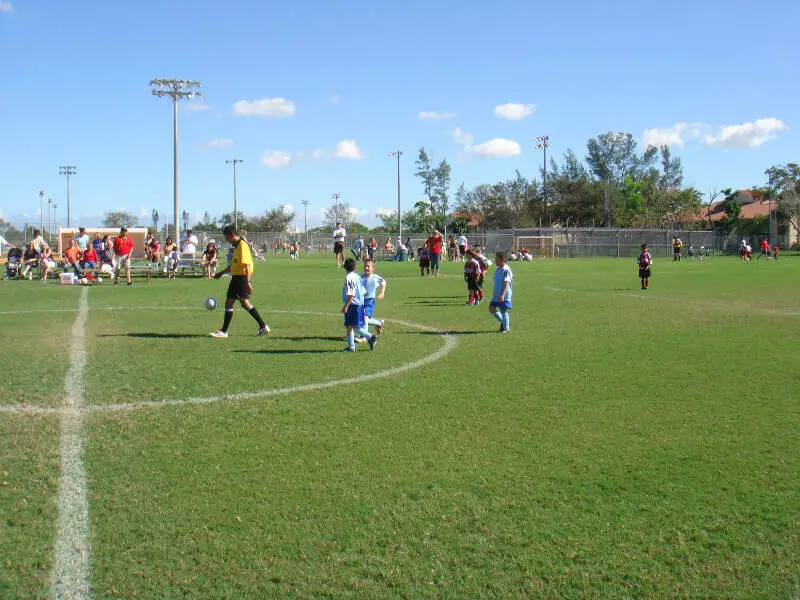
[368,334,378,351]
[113,279,118,285]
[342,347,355,352]
[376,320,384,335]
[355,337,367,344]
[257,325,271,336]
[464,301,473,306]
[127,282,132,286]
[499,326,508,333]
[209,330,228,338]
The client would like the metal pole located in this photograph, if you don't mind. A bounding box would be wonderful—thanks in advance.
[233,160,238,231]
[66,175,70,228]
[301,200,309,242]
[173,97,179,242]
[48,198,53,245]
[397,151,402,241]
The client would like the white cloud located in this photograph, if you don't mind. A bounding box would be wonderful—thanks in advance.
[449,126,474,147]
[312,148,326,163]
[494,103,535,120]
[642,122,701,148]
[233,98,296,118]
[332,139,366,160]
[261,150,293,169]
[0,2,14,12]
[417,111,456,120]
[705,118,787,150]
[199,138,234,150]
[472,138,521,158]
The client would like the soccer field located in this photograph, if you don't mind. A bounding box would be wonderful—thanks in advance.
[1,255,798,598]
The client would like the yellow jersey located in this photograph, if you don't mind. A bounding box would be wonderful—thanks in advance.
[231,239,253,276]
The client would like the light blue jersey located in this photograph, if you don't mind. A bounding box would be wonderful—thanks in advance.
[342,271,365,305]
[492,264,513,304]
[361,273,385,300]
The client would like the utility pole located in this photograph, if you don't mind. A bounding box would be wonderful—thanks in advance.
[59,165,77,228]
[226,159,243,230]
[536,136,550,227]
[301,200,309,242]
[389,150,403,241]
[150,78,203,240]
[36,189,45,234]
[47,197,54,245]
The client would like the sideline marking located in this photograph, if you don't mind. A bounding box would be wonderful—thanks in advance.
[51,286,92,599]
[0,309,457,415]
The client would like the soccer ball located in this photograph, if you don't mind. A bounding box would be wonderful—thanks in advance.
[204,297,217,310]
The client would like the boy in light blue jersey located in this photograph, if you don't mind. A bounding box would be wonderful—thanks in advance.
[361,259,387,334]
[489,252,513,333]
[341,258,377,352]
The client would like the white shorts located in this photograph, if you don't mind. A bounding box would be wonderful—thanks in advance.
[117,254,131,269]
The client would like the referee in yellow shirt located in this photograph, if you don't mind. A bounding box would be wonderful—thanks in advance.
[210,226,270,338]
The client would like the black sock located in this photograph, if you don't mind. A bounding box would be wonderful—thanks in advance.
[222,308,234,332]
[247,306,266,328]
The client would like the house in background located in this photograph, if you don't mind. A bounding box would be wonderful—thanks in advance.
[697,190,797,246]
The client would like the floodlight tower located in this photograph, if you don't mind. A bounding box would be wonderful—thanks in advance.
[301,200,309,242]
[47,197,54,244]
[536,135,550,226]
[389,150,403,240]
[150,78,203,240]
[59,165,77,228]
[226,159,243,230]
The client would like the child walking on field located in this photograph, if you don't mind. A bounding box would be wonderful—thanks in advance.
[638,243,652,290]
[489,252,513,333]
[362,259,387,334]
[464,250,481,305]
[341,258,377,352]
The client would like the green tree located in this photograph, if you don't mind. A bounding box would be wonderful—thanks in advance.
[719,191,742,235]
[766,162,800,244]
[432,158,451,229]
[254,207,295,232]
[658,145,683,191]
[414,148,436,209]
[323,202,352,229]
[102,210,139,228]
[586,132,658,185]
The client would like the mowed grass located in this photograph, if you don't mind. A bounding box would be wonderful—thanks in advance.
[2,254,799,598]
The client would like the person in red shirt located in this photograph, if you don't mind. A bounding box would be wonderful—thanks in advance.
[64,239,83,275]
[113,227,135,285]
[758,238,770,260]
[424,229,444,277]
[81,245,98,272]
[773,244,780,260]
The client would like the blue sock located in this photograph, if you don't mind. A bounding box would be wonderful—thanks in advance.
[502,311,510,330]
[346,330,355,349]
[492,310,503,324]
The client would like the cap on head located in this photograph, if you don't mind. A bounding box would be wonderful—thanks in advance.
[120,227,128,233]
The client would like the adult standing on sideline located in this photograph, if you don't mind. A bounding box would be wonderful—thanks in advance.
[181,229,199,254]
[75,227,90,252]
[457,232,468,260]
[113,226,134,285]
[210,226,270,338]
[424,229,444,276]
[333,222,346,268]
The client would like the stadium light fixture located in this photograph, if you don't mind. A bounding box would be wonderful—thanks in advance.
[226,159,243,231]
[536,136,551,227]
[59,165,77,228]
[36,189,45,233]
[150,77,203,240]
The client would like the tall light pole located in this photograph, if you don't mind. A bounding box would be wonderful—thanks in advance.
[536,136,550,227]
[226,159,243,231]
[301,200,309,242]
[36,189,45,233]
[389,150,403,241]
[59,165,77,228]
[150,78,203,240]
[47,197,54,244]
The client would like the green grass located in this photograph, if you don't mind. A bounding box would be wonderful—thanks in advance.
[2,255,799,598]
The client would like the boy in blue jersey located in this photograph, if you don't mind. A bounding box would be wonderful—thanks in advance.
[341,258,377,352]
[362,259,387,334]
[489,252,513,333]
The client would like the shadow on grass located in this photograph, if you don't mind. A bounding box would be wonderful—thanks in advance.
[398,330,493,336]
[404,300,460,306]
[277,336,342,342]
[407,295,463,299]
[100,333,207,339]
[233,349,335,355]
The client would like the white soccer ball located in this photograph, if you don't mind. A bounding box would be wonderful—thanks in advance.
[80,277,88,284]
[97,277,103,283]
[204,297,217,310]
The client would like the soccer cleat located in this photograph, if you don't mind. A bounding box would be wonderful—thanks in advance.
[464,301,473,306]
[368,334,378,351]
[209,330,229,338]
[499,326,508,333]
[342,347,356,352]
[257,325,271,336]
[355,336,367,344]
[376,320,384,335]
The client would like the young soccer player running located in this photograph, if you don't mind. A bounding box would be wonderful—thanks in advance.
[489,252,513,333]
[210,226,270,338]
[464,250,481,305]
[341,258,376,352]
[638,243,652,290]
[362,259,387,334]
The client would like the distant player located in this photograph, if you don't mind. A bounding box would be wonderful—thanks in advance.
[473,246,490,303]
[333,222,346,268]
[464,249,481,305]
[418,247,431,276]
[362,259,387,335]
[757,237,770,260]
[773,244,780,261]
[341,258,376,352]
[210,226,270,338]
[638,243,652,290]
[489,252,513,333]
[672,236,682,261]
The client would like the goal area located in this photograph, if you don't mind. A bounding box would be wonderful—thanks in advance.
[514,236,554,259]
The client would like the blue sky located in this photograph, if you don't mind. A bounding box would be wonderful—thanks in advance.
[1,0,798,230]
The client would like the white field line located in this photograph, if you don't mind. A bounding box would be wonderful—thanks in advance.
[51,286,92,599]
[0,309,456,416]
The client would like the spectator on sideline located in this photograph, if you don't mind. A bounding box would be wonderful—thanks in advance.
[352,234,365,259]
[75,227,90,252]
[31,229,46,254]
[447,234,458,262]
[147,237,161,267]
[113,227,134,285]
[201,241,218,278]
[368,237,377,261]
[333,222,346,268]
[424,229,444,277]
[39,242,56,281]
[162,237,177,272]
[181,229,198,254]
[99,235,115,279]
[457,232,468,260]
[21,241,39,279]
[92,232,104,257]
[81,243,98,273]
[64,239,83,275]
